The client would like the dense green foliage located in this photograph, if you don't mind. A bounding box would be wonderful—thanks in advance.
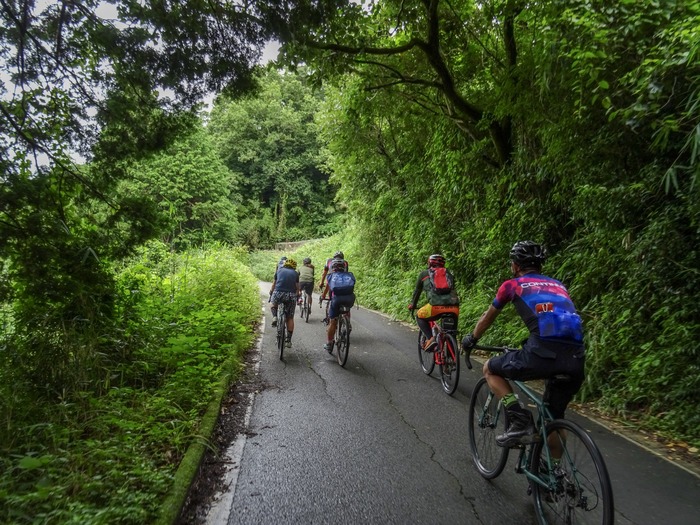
[280,0,700,443]
[207,68,342,247]
[0,245,259,524]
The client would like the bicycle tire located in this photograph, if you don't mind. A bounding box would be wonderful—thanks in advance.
[418,331,435,375]
[468,377,509,479]
[304,294,311,323]
[439,333,460,395]
[277,304,286,360]
[336,314,350,367]
[530,419,614,525]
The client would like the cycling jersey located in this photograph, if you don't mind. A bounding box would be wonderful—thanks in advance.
[493,273,583,342]
[299,264,314,283]
[273,268,299,293]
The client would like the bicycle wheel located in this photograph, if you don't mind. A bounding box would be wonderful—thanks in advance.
[530,419,614,525]
[418,331,435,375]
[468,377,509,479]
[277,306,286,360]
[336,314,350,367]
[304,295,311,323]
[439,333,460,395]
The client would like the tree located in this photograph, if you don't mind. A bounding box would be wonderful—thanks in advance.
[208,67,337,246]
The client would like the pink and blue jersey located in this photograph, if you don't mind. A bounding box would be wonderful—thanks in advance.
[493,273,583,343]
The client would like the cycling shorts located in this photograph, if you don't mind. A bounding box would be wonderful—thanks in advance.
[300,281,314,295]
[487,336,585,419]
[329,293,355,319]
[271,291,297,320]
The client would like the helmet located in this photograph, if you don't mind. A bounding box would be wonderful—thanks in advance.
[283,258,297,270]
[509,241,547,267]
[331,258,346,272]
[333,251,344,259]
[303,257,311,264]
[428,254,446,268]
[279,256,287,264]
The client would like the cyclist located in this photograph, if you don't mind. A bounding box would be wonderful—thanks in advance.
[408,254,460,351]
[319,251,348,291]
[461,241,585,448]
[269,258,301,348]
[298,257,315,311]
[319,258,356,353]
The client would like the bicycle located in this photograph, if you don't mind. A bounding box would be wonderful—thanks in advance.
[464,344,614,525]
[320,297,352,367]
[270,295,288,361]
[413,312,460,396]
[299,287,311,323]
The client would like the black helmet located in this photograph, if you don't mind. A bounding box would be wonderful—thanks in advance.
[509,241,547,267]
[331,258,346,272]
[428,254,446,268]
[333,251,344,259]
[303,257,311,264]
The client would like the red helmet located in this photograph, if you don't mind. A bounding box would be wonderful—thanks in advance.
[428,254,445,268]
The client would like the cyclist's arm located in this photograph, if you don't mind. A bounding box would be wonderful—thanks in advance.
[409,273,425,309]
[270,271,278,296]
[472,305,501,340]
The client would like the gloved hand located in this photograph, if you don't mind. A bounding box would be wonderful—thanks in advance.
[461,333,479,351]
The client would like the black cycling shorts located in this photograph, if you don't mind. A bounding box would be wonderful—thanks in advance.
[300,281,314,295]
[488,336,585,419]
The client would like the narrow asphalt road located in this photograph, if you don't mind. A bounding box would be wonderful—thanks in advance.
[205,286,700,525]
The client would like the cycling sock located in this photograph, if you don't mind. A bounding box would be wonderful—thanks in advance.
[286,331,293,340]
[502,393,520,409]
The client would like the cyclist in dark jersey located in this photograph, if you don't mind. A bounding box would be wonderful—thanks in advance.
[269,258,300,348]
[461,241,585,448]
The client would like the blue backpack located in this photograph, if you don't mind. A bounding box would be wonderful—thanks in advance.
[328,271,356,296]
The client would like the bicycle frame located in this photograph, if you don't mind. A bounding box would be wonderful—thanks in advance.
[466,344,614,524]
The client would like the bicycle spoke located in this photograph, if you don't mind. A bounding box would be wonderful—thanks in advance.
[531,420,614,525]
[468,377,509,479]
[418,332,435,375]
[439,334,460,395]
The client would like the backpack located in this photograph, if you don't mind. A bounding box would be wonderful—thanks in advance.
[428,267,454,295]
[328,271,356,296]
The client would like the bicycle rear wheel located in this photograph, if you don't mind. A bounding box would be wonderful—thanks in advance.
[439,333,460,395]
[530,419,614,525]
[336,314,350,367]
[468,377,509,479]
[418,332,435,375]
[277,306,286,360]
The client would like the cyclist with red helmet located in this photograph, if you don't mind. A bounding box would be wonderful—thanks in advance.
[408,254,460,351]
[461,241,585,448]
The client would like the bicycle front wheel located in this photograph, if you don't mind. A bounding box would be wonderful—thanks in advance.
[418,331,435,375]
[336,315,350,367]
[439,334,460,395]
[530,419,614,525]
[468,377,509,479]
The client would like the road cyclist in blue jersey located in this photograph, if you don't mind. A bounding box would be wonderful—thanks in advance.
[461,240,585,450]
[319,258,356,354]
[269,258,301,348]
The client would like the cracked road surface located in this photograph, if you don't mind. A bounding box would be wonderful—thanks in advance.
[208,285,700,525]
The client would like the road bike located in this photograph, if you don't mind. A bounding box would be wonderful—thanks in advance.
[270,295,290,361]
[414,312,460,396]
[299,287,311,322]
[464,344,614,525]
[320,298,352,367]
